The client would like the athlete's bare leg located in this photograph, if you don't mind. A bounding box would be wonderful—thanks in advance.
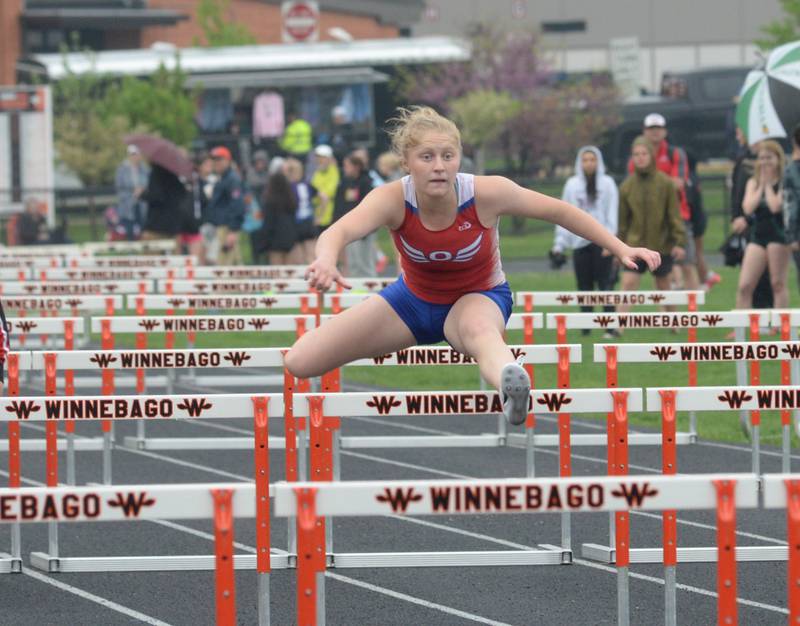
[444,293,528,425]
[443,293,514,389]
[284,294,416,379]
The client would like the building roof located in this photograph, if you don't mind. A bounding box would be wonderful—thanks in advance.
[21,36,471,82]
[21,7,187,28]
[257,0,425,27]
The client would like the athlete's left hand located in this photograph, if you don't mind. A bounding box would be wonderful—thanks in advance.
[618,246,661,271]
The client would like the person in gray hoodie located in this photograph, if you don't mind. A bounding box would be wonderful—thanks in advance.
[551,146,619,328]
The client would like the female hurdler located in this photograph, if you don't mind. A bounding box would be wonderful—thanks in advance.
[285,107,660,425]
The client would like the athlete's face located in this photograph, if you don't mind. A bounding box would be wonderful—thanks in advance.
[405,133,461,196]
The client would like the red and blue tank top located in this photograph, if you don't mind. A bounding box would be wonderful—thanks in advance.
[390,173,505,304]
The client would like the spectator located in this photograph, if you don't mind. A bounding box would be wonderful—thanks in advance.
[351,147,389,272]
[735,140,789,309]
[783,124,800,289]
[196,153,218,264]
[335,154,376,276]
[279,110,313,161]
[684,150,721,291]
[551,146,619,336]
[140,164,185,243]
[207,146,246,265]
[285,158,317,264]
[259,171,297,266]
[17,198,49,245]
[115,145,149,240]
[245,150,270,201]
[729,128,772,307]
[376,151,403,182]
[311,145,340,234]
[631,113,699,290]
[329,105,354,164]
[617,136,686,317]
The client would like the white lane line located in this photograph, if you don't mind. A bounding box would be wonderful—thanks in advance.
[324,571,514,626]
[22,567,174,625]
[18,422,252,482]
[341,450,472,479]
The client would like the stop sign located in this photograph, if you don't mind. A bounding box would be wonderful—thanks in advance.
[282,1,319,42]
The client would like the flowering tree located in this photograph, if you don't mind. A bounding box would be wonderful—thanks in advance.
[397,24,620,175]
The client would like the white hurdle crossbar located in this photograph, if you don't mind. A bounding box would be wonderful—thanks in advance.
[274,473,759,626]
[516,289,705,310]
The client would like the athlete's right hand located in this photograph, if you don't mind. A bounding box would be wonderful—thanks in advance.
[305,258,352,292]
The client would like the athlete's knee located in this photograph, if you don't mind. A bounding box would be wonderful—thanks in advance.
[458,315,501,343]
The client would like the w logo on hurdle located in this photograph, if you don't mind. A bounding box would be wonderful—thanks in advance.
[372,354,393,365]
[611,483,659,506]
[648,295,666,304]
[107,492,155,518]
[557,295,574,304]
[14,321,38,332]
[536,393,572,412]
[177,398,213,417]
[66,299,83,308]
[364,281,378,290]
[168,298,185,307]
[90,353,118,368]
[259,298,278,307]
[593,315,614,328]
[247,319,270,330]
[23,285,37,294]
[137,271,149,279]
[376,487,423,513]
[275,282,289,292]
[103,285,118,293]
[367,396,402,415]
[782,345,800,358]
[223,351,251,366]
[138,320,160,331]
[701,314,723,326]
[718,390,753,409]
[194,283,209,292]
[212,270,224,278]
[649,346,677,361]
[6,401,40,420]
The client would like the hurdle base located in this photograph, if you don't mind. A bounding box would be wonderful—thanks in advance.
[122,435,290,451]
[0,553,22,574]
[507,432,694,447]
[580,543,787,564]
[29,551,291,572]
[0,438,104,452]
[328,546,571,568]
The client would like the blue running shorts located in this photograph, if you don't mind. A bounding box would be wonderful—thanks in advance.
[378,276,513,345]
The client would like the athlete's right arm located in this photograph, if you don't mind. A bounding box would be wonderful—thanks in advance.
[306,181,404,291]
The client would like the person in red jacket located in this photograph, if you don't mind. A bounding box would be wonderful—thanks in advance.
[628,113,702,291]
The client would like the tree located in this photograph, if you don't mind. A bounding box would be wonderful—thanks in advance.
[756,0,800,50]
[107,61,197,147]
[195,0,257,47]
[397,24,620,175]
[52,55,132,187]
[449,90,520,174]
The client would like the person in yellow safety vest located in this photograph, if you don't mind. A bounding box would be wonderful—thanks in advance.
[311,145,340,232]
[279,111,313,159]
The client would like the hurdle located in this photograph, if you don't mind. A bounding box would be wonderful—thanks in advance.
[0,481,268,624]
[156,276,390,296]
[68,254,196,269]
[4,319,103,484]
[516,289,704,312]
[292,388,641,571]
[0,392,286,583]
[771,311,800,438]
[583,386,799,571]
[88,315,313,452]
[273,472,759,626]
[597,339,800,472]
[762,473,800,624]
[0,279,152,296]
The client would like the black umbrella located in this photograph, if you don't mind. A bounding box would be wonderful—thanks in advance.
[125,134,193,178]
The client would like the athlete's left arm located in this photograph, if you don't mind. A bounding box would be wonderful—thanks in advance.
[477,175,660,270]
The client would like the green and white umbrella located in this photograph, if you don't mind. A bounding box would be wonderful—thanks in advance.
[736,40,800,144]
